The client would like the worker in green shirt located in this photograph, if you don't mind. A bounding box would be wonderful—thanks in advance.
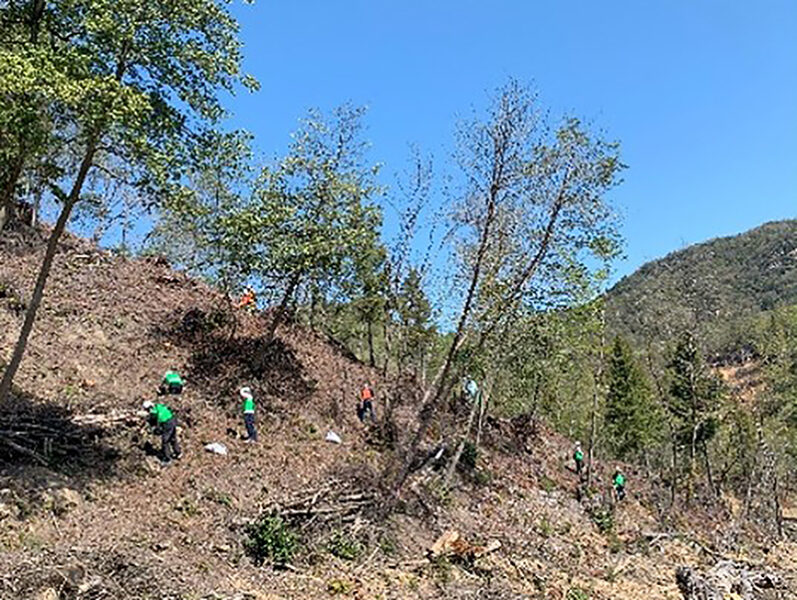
[143,400,181,463]
[159,370,184,396]
[240,387,257,443]
[613,468,626,501]
[573,442,584,476]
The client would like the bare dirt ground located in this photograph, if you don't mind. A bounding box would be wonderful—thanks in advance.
[1,223,795,599]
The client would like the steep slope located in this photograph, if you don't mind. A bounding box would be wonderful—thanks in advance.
[0,223,795,599]
[606,220,797,351]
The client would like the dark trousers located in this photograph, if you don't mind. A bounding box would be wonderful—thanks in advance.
[575,459,583,475]
[161,418,180,461]
[358,400,376,423]
[159,383,183,396]
[244,413,257,441]
[615,485,625,501]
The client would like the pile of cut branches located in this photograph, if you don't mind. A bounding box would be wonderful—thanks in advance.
[0,402,112,467]
[266,479,378,531]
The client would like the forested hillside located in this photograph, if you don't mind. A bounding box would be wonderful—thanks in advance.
[1,223,795,599]
[3,1,797,598]
[605,220,797,353]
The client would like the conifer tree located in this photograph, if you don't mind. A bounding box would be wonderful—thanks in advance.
[604,335,658,461]
[666,332,723,502]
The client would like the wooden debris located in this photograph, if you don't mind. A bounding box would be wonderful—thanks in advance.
[428,529,501,563]
[268,480,376,529]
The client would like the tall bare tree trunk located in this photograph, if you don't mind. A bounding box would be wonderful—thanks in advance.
[0,154,25,232]
[702,444,718,499]
[266,272,301,342]
[381,315,391,376]
[587,308,605,488]
[687,421,698,506]
[0,141,97,402]
[443,392,480,488]
[367,319,376,368]
[475,380,489,449]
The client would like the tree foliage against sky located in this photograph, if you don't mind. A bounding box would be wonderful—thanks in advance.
[0,0,257,401]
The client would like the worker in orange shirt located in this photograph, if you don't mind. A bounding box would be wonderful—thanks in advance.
[238,287,256,311]
[358,382,376,423]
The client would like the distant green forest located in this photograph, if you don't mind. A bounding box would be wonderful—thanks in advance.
[605,220,797,355]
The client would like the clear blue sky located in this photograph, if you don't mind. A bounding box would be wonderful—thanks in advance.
[224,0,797,280]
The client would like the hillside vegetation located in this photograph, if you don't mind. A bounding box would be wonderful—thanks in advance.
[1,224,795,599]
[3,3,797,597]
[606,220,797,352]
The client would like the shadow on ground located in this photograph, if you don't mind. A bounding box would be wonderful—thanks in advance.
[152,306,315,407]
[0,386,123,490]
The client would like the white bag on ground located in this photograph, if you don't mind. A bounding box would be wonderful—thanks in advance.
[325,431,342,444]
[204,442,228,455]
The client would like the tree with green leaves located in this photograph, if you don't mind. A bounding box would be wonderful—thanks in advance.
[394,79,624,492]
[1,0,70,230]
[395,268,435,379]
[604,335,659,462]
[666,332,723,503]
[0,0,257,402]
[146,129,256,297]
[220,105,385,342]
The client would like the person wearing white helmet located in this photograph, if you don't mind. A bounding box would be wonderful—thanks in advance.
[240,387,257,442]
[573,441,584,477]
[142,399,181,463]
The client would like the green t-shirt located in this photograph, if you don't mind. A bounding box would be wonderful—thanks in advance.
[164,371,183,386]
[151,404,174,424]
[574,450,584,462]
[614,473,625,487]
[243,397,255,414]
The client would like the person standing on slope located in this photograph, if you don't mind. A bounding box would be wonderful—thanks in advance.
[464,377,479,400]
[159,370,184,396]
[143,400,181,463]
[240,386,257,443]
[573,442,584,477]
[358,382,376,423]
[613,468,626,501]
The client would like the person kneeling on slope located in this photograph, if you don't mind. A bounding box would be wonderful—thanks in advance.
[240,386,257,443]
[159,370,184,396]
[143,400,181,463]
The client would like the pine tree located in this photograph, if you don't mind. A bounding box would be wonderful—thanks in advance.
[666,332,722,502]
[604,335,658,461]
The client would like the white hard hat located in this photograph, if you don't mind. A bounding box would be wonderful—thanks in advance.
[239,387,253,398]
[142,400,154,410]
[575,441,581,446]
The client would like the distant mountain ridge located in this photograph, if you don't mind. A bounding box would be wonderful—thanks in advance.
[605,219,797,352]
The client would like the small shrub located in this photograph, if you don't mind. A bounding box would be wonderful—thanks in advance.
[245,514,298,565]
[175,497,199,517]
[203,488,233,508]
[430,555,453,584]
[378,533,398,556]
[326,530,363,561]
[537,517,553,538]
[590,505,614,533]
[472,468,493,486]
[566,587,590,600]
[426,479,452,506]
[539,475,556,493]
[326,578,353,595]
[607,531,624,554]
[460,440,478,470]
